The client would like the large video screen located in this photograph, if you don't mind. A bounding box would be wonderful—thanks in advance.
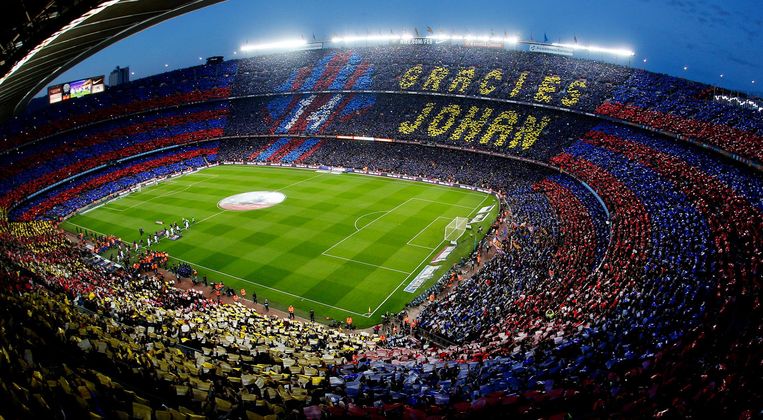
[48,75,105,104]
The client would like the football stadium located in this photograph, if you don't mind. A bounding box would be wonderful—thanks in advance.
[0,0,761,418]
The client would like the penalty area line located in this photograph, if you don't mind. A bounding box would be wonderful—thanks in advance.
[107,176,215,212]
[322,197,416,255]
[370,238,445,316]
[406,216,451,249]
[369,193,494,316]
[321,252,411,274]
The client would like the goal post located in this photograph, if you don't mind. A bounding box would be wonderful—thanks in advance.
[444,217,468,243]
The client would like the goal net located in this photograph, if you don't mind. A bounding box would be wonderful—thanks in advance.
[444,217,468,243]
[136,180,158,193]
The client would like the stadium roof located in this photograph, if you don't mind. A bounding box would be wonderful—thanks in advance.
[0,0,223,121]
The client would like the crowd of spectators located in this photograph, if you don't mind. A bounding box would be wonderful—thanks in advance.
[1,217,381,419]
[0,44,760,418]
[227,45,760,162]
[12,142,218,220]
[1,102,224,180]
[0,103,228,212]
[597,70,763,161]
[1,127,761,416]
[5,44,760,222]
[221,136,557,192]
[0,61,236,152]
[230,45,631,112]
[310,130,758,416]
[223,93,596,162]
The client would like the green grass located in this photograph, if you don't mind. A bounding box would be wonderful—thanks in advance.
[63,165,498,327]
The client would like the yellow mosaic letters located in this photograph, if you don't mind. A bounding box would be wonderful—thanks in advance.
[422,66,450,91]
[448,67,476,93]
[534,75,561,103]
[561,79,587,107]
[509,71,528,98]
[479,69,502,96]
[399,65,423,90]
[428,105,461,137]
[450,106,494,142]
[508,115,552,149]
[398,102,434,134]
[480,111,518,146]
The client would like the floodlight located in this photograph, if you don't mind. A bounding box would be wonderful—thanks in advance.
[552,42,635,57]
[240,39,308,52]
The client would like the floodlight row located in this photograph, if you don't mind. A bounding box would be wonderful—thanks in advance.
[239,33,634,57]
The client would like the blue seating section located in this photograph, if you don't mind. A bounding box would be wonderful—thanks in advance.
[281,138,320,163]
[253,137,290,161]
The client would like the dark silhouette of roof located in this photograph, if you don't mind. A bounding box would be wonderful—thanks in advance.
[0,0,223,121]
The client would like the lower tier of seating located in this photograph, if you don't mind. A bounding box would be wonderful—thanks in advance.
[0,133,759,418]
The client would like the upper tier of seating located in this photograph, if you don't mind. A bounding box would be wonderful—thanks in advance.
[227,46,761,162]
[1,102,229,212]
[2,44,760,164]
[0,61,236,153]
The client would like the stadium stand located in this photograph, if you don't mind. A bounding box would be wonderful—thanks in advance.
[14,142,220,220]
[0,44,761,418]
[0,62,236,153]
[226,46,762,164]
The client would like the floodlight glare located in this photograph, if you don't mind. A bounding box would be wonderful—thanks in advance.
[332,34,414,43]
[240,39,308,52]
[552,43,635,57]
[426,33,519,44]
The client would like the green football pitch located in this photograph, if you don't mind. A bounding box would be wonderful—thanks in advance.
[63,165,499,327]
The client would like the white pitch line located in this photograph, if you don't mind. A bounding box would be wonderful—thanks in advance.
[321,252,411,274]
[167,255,370,317]
[370,194,494,315]
[66,168,497,319]
[275,172,325,192]
[214,173,324,215]
[469,195,490,218]
[197,210,225,224]
[67,216,369,317]
[353,210,388,231]
[322,197,416,255]
[108,176,216,212]
[406,243,436,250]
[370,239,444,316]
[410,197,475,209]
[65,221,109,237]
[407,216,451,248]
[323,196,462,254]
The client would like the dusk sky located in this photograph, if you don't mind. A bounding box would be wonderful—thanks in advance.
[45,0,762,96]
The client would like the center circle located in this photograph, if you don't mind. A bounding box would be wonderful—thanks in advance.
[218,191,286,211]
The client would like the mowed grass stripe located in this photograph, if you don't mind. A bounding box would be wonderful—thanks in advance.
[65,165,498,326]
[325,199,445,272]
